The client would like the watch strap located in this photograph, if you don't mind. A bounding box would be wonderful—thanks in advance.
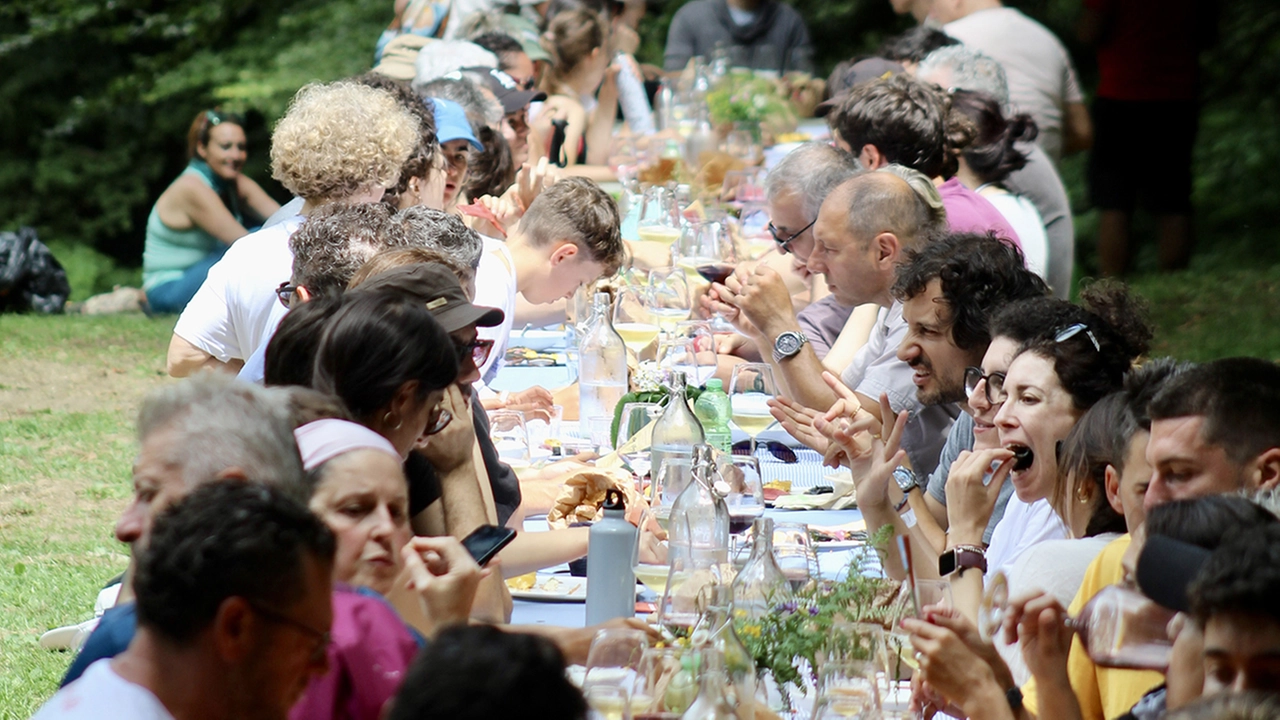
[940,544,988,576]
[771,331,809,363]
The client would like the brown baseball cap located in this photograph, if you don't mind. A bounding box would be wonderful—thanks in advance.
[353,263,504,332]
[815,58,906,117]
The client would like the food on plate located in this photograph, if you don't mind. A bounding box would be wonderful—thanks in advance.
[507,572,537,591]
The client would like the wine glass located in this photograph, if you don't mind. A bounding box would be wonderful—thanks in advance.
[486,409,530,468]
[650,457,694,526]
[720,168,766,207]
[637,185,682,248]
[978,572,1176,670]
[728,363,778,456]
[772,522,819,592]
[716,454,764,535]
[657,338,713,388]
[812,661,881,719]
[617,401,662,477]
[585,684,629,720]
[633,646,698,718]
[614,286,660,358]
[647,268,692,336]
[734,202,774,260]
[584,626,651,698]
[676,221,739,333]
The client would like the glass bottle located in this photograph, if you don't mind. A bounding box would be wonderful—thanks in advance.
[681,648,740,720]
[731,517,791,620]
[578,291,629,449]
[692,585,757,711]
[668,444,729,565]
[650,370,705,495]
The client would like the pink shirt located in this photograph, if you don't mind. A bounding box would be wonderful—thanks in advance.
[938,177,1023,250]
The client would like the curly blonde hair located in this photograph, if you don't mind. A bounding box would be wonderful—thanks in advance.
[271,81,420,202]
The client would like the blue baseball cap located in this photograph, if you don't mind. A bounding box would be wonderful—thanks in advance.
[428,97,483,152]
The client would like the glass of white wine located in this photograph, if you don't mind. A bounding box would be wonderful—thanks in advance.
[637,185,683,248]
[613,286,660,358]
[647,268,692,337]
[728,362,778,456]
[812,660,882,719]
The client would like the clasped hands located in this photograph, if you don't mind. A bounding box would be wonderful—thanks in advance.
[703,263,797,343]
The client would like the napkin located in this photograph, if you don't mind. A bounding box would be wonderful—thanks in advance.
[771,469,857,511]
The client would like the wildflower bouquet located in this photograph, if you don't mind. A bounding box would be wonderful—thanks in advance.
[705,72,799,139]
[733,536,900,694]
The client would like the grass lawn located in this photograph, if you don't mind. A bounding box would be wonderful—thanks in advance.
[1,260,1278,715]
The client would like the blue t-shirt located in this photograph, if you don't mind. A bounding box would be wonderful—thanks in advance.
[61,603,137,687]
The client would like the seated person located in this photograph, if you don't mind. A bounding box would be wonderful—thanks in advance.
[167,80,421,376]
[36,480,334,719]
[662,0,813,74]
[531,10,619,181]
[143,110,280,314]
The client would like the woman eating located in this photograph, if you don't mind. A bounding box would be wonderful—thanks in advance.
[142,110,280,313]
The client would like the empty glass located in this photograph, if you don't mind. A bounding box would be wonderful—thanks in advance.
[617,401,662,477]
[812,661,881,719]
[487,409,530,467]
[657,338,714,388]
[772,522,819,592]
[633,646,698,718]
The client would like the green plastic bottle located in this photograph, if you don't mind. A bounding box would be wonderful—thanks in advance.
[694,378,733,454]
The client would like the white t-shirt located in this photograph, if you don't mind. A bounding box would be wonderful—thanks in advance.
[945,8,1085,162]
[32,659,174,720]
[982,190,1049,281]
[173,216,303,363]
[998,534,1120,685]
[472,235,518,387]
[840,301,959,478]
[985,496,1068,577]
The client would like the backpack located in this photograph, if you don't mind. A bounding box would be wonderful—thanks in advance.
[0,227,72,314]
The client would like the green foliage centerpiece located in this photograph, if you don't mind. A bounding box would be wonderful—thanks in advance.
[705,71,800,142]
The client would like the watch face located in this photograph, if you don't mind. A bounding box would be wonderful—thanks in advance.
[893,468,916,491]
[776,333,800,354]
[938,550,956,577]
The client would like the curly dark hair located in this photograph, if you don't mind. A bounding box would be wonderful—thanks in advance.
[312,289,458,423]
[1149,357,1280,466]
[876,26,960,65]
[355,72,440,204]
[950,90,1037,184]
[1191,523,1280,626]
[290,203,404,301]
[134,480,334,644]
[1109,357,1194,473]
[1013,280,1153,411]
[464,125,515,200]
[891,231,1048,352]
[829,74,974,179]
[387,624,587,720]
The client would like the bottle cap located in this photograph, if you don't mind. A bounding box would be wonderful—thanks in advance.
[706,378,723,391]
[603,487,626,512]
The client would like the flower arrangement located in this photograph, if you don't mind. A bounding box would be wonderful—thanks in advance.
[610,361,704,448]
[733,531,902,694]
[706,72,799,139]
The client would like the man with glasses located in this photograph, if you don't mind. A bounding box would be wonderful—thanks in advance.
[37,480,336,720]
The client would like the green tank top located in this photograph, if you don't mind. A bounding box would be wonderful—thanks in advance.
[142,161,243,290]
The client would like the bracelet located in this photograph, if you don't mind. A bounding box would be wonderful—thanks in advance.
[894,493,911,513]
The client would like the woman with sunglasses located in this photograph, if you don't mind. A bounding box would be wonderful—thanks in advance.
[142,109,281,314]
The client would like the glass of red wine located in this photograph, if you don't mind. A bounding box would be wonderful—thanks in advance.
[677,220,738,331]
[979,572,1177,671]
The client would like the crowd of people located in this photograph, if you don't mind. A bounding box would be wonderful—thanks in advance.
[35,0,1268,718]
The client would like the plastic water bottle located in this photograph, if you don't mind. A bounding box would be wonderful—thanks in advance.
[649,370,704,490]
[578,292,628,448]
[693,378,732,454]
[586,488,640,625]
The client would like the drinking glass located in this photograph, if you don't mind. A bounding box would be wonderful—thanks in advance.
[720,168,766,206]
[633,646,698,719]
[675,221,738,288]
[717,455,765,535]
[637,185,683,248]
[585,626,651,706]
[772,521,819,592]
[647,268,692,335]
[617,402,662,477]
[586,684,630,720]
[487,409,530,467]
[670,320,715,352]
[651,457,694,521]
[723,126,763,165]
[728,363,778,455]
[613,287,660,357]
[656,553,726,632]
[978,572,1177,670]
[812,661,881,719]
[657,338,714,388]
[734,202,774,260]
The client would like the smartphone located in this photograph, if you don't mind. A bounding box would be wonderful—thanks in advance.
[461,525,517,567]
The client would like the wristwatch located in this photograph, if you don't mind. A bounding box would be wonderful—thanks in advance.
[772,331,809,363]
[939,544,988,577]
[892,466,918,494]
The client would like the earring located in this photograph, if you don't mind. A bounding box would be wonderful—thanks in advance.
[383,411,402,431]
[1077,487,1090,503]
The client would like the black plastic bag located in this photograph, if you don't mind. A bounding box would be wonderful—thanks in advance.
[0,227,71,314]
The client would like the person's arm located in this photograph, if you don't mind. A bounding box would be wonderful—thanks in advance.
[1062,102,1093,156]
[398,535,490,638]
[166,334,236,377]
[1004,591,1080,720]
[584,66,619,168]
[944,448,1015,624]
[495,527,590,576]
[235,174,281,223]
[166,175,251,244]
[820,302,878,376]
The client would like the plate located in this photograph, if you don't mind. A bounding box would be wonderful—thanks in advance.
[507,329,566,352]
[509,573,588,602]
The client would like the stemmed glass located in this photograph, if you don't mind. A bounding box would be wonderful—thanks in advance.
[978,572,1177,670]
[649,457,694,527]
[717,454,765,535]
[616,401,662,477]
[584,626,652,716]
[772,522,819,592]
[633,646,699,718]
[613,286,660,358]
[657,339,713,388]
[647,268,692,336]
[812,661,882,719]
[728,363,778,456]
[637,185,683,248]
[676,221,739,333]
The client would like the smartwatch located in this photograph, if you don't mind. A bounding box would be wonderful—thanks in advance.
[772,331,809,363]
[938,544,988,577]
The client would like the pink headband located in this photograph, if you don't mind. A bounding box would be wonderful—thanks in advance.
[294,418,401,471]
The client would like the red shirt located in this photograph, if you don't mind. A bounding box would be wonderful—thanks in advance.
[1085,0,1201,101]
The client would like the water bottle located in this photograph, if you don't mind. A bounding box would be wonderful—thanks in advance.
[585,488,639,625]
[650,370,704,490]
[578,292,628,448]
[694,378,732,454]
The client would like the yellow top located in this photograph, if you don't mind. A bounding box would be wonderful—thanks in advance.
[1021,534,1164,720]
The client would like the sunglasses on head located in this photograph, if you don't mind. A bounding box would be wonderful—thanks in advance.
[1055,323,1101,352]
[731,440,798,464]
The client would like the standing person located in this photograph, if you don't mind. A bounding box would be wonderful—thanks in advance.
[166,81,420,376]
[930,0,1092,164]
[531,9,618,180]
[36,480,335,720]
[143,110,281,314]
[1081,0,1213,274]
[663,0,812,74]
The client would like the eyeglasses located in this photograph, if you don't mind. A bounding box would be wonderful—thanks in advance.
[276,281,297,309]
[767,219,816,254]
[425,407,453,436]
[1055,323,1101,352]
[455,337,495,369]
[964,366,1007,405]
[732,439,798,464]
[246,600,329,665]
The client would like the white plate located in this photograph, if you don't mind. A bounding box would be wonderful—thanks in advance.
[509,573,645,603]
[506,329,565,352]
